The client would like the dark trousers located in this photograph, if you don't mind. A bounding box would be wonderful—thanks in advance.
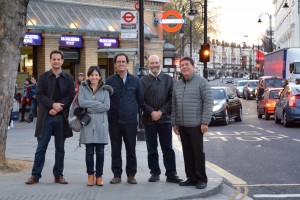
[109,122,137,177]
[20,103,28,121]
[144,123,177,177]
[85,143,105,178]
[28,99,36,121]
[31,115,65,179]
[180,126,207,183]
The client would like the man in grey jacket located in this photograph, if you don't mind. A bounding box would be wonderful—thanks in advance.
[171,57,213,189]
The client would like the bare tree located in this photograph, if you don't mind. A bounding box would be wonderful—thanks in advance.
[0,0,29,167]
[163,0,219,55]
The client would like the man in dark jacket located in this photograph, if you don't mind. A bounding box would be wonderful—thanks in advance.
[141,55,182,183]
[26,76,37,122]
[106,53,144,185]
[25,50,75,185]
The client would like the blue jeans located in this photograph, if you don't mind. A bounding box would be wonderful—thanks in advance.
[31,115,65,179]
[144,123,177,177]
[85,143,105,178]
[28,99,36,121]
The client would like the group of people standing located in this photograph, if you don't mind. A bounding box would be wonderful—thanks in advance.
[25,50,213,191]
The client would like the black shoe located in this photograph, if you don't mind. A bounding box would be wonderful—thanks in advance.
[179,179,197,186]
[166,175,183,183]
[196,181,207,189]
[148,175,160,182]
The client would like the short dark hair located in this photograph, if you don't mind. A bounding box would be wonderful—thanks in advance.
[50,50,64,59]
[31,76,37,81]
[113,53,129,64]
[180,57,194,66]
[87,65,104,88]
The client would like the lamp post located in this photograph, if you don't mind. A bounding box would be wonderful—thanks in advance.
[257,13,273,52]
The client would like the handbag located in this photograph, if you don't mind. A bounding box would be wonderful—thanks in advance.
[68,95,82,132]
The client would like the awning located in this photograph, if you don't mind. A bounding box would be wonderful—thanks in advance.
[256,49,265,62]
[26,0,157,38]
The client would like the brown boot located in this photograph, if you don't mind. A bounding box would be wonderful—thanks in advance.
[96,176,103,186]
[87,175,94,186]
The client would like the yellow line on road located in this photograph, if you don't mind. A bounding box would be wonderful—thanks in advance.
[236,183,300,187]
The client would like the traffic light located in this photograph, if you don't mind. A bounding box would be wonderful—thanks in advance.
[199,43,210,63]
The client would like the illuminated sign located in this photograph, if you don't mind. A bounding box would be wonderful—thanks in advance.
[161,10,183,32]
[59,35,83,48]
[23,33,42,46]
[98,37,119,48]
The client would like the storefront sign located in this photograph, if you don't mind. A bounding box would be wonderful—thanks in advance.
[98,37,119,48]
[59,35,83,48]
[23,33,42,46]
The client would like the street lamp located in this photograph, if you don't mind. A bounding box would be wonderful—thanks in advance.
[257,13,273,52]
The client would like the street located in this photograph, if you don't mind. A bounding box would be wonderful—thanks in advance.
[205,78,300,200]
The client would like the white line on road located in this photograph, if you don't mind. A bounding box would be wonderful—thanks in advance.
[278,134,289,138]
[254,194,300,198]
[266,130,275,133]
[256,127,263,130]
[293,139,300,142]
[248,125,255,128]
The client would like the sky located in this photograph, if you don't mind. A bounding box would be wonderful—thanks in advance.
[210,0,274,46]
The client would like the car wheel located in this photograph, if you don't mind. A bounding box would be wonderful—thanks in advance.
[257,107,262,119]
[274,110,281,124]
[222,109,229,125]
[264,109,270,120]
[234,107,243,122]
[283,112,291,127]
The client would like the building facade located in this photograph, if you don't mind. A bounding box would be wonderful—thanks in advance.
[19,0,168,86]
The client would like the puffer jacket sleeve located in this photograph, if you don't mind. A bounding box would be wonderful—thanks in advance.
[171,81,178,125]
[200,79,213,125]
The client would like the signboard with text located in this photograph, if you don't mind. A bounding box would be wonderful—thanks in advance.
[98,37,119,48]
[59,35,83,48]
[121,11,137,39]
[23,32,42,46]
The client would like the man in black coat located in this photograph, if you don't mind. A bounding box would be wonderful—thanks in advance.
[141,55,182,183]
[25,50,75,185]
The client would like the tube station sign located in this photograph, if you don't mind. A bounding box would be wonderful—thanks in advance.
[59,35,83,48]
[98,37,119,48]
[23,32,42,46]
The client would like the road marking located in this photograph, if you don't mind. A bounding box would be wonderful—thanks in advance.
[248,125,255,128]
[293,139,300,142]
[254,194,300,198]
[256,127,264,130]
[236,183,300,187]
[266,130,275,133]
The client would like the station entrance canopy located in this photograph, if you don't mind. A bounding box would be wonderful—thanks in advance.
[26,0,156,37]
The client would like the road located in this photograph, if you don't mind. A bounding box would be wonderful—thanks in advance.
[205,78,300,200]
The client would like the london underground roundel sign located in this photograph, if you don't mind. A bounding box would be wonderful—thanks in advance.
[161,10,183,32]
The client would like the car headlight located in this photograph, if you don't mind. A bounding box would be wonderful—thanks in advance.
[248,88,253,92]
[213,104,223,112]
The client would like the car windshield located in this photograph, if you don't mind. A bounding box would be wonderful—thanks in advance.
[269,90,281,99]
[237,81,248,87]
[248,81,258,87]
[212,89,225,99]
[291,86,300,94]
[265,79,284,87]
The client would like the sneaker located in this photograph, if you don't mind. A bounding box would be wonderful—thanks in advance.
[8,126,10,130]
[110,177,121,184]
[127,176,137,184]
[10,121,14,128]
[166,175,182,183]
[148,175,160,182]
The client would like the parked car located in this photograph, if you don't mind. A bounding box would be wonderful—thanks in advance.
[234,80,248,98]
[243,80,258,100]
[274,84,300,127]
[211,87,243,125]
[257,87,283,120]
[225,76,234,84]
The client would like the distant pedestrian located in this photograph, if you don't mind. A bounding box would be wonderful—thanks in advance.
[75,72,85,96]
[77,65,113,186]
[106,53,144,185]
[25,50,75,185]
[19,78,31,122]
[171,57,213,189]
[26,76,37,123]
[141,55,182,183]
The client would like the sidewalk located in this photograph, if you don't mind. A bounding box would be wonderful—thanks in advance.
[1,120,223,200]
